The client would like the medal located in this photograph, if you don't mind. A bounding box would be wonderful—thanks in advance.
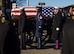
[1,17,6,23]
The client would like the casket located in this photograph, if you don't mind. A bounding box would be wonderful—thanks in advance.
[11,6,38,19]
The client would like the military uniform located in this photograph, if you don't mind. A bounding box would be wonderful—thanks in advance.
[62,7,74,54]
[35,7,44,49]
[18,8,26,49]
[35,12,43,49]
[0,7,20,54]
[0,8,9,54]
[52,10,62,49]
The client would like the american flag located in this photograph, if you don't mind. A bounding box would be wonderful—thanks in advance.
[40,7,55,17]
[11,6,38,18]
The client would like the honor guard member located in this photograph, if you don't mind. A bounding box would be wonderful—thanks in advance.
[52,7,62,49]
[0,6,19,54]
[35,7,43,49]
[62,6,74,54]
[0,6,9,54]
[0,6,20,54]
[18,8,27,49]
[3,8,20,54]
[41,6,55,41]
[35,6,55,49]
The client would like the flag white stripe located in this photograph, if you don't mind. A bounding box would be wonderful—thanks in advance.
[11,12,37,16]
[25,8,37,10]
[26,12,37,15]
[11,12,21,15]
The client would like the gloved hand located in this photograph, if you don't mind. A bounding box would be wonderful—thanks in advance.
[39,26,41,28]
[39,16,42,19]
[56,27,60,31]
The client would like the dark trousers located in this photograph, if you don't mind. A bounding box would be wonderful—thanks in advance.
[36,37,42,49]
[20,32,26,49]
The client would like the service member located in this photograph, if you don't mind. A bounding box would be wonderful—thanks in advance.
[0,6,20,54]
[35,7,43,49]
[0,7,9,54]
[18,8,27,49]
[62,6,74,54]
[52,7,62,49]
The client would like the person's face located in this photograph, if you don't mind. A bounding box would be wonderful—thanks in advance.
[69,7,74,15]
[72,8,74,15]
[0,10,2,14]
[54,8,59,14]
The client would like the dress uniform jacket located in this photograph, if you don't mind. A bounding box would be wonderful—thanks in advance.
[18,8,26,35]
[35,12,43,38]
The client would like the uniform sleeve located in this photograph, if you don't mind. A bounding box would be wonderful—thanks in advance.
[2,14,5,17]
[53,11,62,31]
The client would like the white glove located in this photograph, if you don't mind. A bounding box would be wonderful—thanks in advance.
[56,27,60,31]
[39,16,42,19]
[39,26,41,28]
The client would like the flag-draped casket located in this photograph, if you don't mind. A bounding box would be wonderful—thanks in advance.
[11,6,55,19]
[11,6,38,19]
